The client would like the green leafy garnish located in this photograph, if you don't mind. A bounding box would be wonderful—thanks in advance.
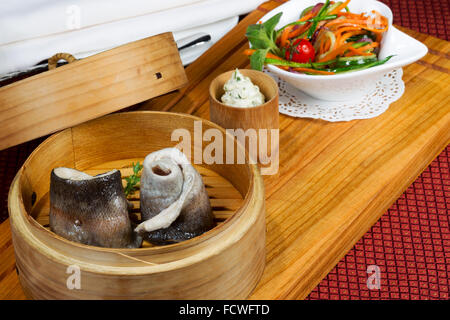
[246,12,281,51]
[250,48,269,71]
[245,12,283,70]
[124,162,143,197]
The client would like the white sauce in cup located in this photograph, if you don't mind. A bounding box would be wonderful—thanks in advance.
[221,69,265,108]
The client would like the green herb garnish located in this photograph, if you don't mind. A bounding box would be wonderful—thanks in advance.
[124,162,143,196]
[245,12,283,71]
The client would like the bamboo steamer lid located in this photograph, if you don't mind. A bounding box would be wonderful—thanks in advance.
[0,32,188,151]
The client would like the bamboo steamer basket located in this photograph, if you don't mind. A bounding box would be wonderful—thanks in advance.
[8,111,265,299]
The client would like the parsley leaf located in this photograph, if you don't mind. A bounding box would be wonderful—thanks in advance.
[123,162,143,197]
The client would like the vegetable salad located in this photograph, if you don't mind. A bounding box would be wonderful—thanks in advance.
[245,0,392,75]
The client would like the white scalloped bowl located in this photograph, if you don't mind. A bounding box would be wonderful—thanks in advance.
[260,0,428,101]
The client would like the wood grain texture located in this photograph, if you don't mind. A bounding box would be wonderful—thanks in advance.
[8,112,265,299]
[138,2,450,300]
[1,0,449,299]
[0,32,188,151]
[0,220,25,300]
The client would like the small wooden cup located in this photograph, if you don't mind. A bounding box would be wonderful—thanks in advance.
[209,69,279,168]
[209,69,279,131]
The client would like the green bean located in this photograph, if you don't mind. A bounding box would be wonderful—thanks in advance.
[325,55,394,73]
[276,15,337,38]
[264,58,312,68]
[307,0,331,39]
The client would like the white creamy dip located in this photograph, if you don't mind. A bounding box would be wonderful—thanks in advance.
[221,69,265,108]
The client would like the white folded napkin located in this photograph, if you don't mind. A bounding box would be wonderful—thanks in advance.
[74,16,239,66]
[0,0,264,75]
[0,0,206,45]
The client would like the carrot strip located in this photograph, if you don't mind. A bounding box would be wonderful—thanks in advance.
[300,12,314,22]
[358,42,379,51]
[332,22,388,34]
[300,11,314,21]
[333,29,359,49]
[243,49,284,61]
[316,42,353,62]
[325,19,370,27]
[371,10,389,25]
[337,12,365,19]
[344,49,357,57]
[324,38,329,53]
[375,33,382,43]
[347,46,372,56]
[335,32,342,48]
[326,38,333,51]
[325,17,388,33]
[339,31,357,44]
[334,26,364,34]
[267,52,284,60]
[361,24,389,33]
[279,25,294,48]
[329,0,351,15]
[347,42,379,56]
[288,23,310,39]
[285,12,314,39]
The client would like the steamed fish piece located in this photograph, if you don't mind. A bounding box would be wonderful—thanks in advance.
[50,168,141,248]
[135,148,215,244]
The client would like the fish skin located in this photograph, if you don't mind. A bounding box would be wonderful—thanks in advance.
[142,173,215,244]
[138,148,215,245]
[49,168,142,248]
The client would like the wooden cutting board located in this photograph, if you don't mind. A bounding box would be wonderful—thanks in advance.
[0,32,187,151]
[135,1,450,300]
[0,0,449,299]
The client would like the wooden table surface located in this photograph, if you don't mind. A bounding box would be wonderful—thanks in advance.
[1,0,449,299]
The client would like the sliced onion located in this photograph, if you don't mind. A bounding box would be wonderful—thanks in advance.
[311,3,324,15]
[317,31,336,60]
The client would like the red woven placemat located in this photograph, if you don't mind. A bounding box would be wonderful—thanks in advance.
[306,0,450,300]
[307,146,449,300]
[382,0,449,40]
